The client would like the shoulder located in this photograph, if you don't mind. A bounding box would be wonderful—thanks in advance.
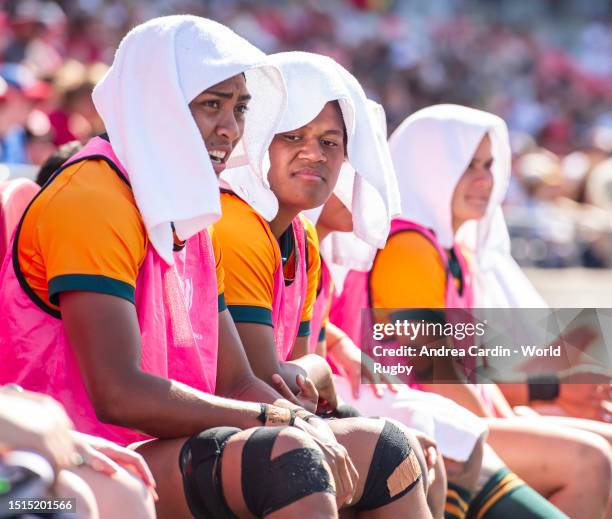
[218,192,275,244]
[38,158,141,226]
[215,192,279,275]
[381,229,445,273]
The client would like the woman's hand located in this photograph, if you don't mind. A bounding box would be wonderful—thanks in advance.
[70,432,158,500]
[412,431,438,485]
[298,419,358,508]
[0,390,79,473]
[271,373,319,413]
[554,368,612,421]
[272,390,358,507]
[328,336,399,399]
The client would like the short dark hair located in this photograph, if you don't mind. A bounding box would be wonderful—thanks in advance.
[35,140,83,187]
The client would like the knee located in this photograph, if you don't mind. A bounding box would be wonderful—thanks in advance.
[102,469,156,519]
[578,435,612,495]
[55,469,98,519]
[384,418,429,478]
[354,418,425,511]
[241,426,336,517]
[270,426,322,458]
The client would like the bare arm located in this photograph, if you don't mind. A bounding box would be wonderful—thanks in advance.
[215,309,300,404]
[60,292,266,438]
[234,322,333,395]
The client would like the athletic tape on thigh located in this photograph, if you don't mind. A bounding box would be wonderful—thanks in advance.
[241,426,335,516]
[355,420,422,511]
[179,426,241,519]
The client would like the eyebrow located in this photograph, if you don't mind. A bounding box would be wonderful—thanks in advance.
[205,91,252,102]
[322,129,344,137]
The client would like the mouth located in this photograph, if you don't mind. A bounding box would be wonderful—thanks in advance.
[466,194,490,205]
[291,167,325,182]
[208,148,230,174]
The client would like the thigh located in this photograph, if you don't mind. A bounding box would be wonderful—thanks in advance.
[327,417,384,504]
[485,417,605,496]
[137,428,333,519]
[539,415,612,445]
[136,437,195,519]
[67,463,155,519]
[54,469,98,519]
[219,426,335,518]
[328,417,429,512]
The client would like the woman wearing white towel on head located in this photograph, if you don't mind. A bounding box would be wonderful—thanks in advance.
[217,51,434,518]
[0,16,356,519]
[331,104,611,518]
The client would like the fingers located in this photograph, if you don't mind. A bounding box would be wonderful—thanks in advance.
[320,378,339,411]
[97,446,157,489]
[426,445,437,466]
[350,370,361,399]
[344,449,359,505]
[362,365,387,398]
[48,428,79,471]
[380,373,400,393]
[296,375,319,413]
[78,444,118,476]
[296,375,318,400]
[327,444,356,508]
[271,374,299,404]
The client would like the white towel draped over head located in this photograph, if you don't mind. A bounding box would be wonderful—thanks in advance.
[389,104,546,308]
[222,51,400,250]
[92,15,286,264]
[304,100,392,292]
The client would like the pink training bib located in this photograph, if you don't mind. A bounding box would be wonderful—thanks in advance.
[0,136,219,446]
[271,216,308,361]
[329,218,476,385]
[308,258,332,354]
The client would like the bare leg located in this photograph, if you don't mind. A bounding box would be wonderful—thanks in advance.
[444,432,486,493]
[221,427,337,519]
[538,415,612,446]
[328,417,433,519]
[137,428,337,519]
[427,451,447,519]
[486,417,612,519]
[54,469,99,519]
[66,464,156,519]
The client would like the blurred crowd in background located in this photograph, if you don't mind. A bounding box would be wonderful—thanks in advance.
[1,0,611,268]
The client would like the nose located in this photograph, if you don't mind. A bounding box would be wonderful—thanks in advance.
[474,166,493,188]
[298,138,326,163]
[216,110,241,142]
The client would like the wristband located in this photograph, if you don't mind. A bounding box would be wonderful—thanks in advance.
[257,403,269,425]
[294,408,317,423]
[527,374,560,401]
[257,403,297,426]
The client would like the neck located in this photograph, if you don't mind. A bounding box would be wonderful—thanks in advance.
[315,222,331,242]
[452,216,463,235]
[269,205,299,239]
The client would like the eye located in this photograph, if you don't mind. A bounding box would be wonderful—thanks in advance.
[321,139,339,148]
[201,100,220,109]
[282,134,300,142]
[236,104,249,114]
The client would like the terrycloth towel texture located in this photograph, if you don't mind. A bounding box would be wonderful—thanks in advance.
[222,51,400,252]
[304,100,392,293]
[389,104,546,308]
[93,15,286,264]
